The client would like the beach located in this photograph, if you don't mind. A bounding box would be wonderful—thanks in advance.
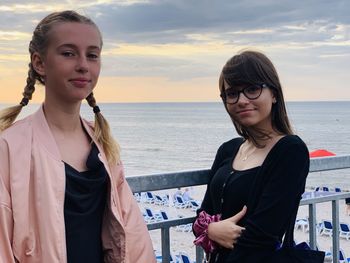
[138,186,350,262]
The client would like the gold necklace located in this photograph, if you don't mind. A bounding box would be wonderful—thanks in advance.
[241,143,256,161]
[242,154,249,161]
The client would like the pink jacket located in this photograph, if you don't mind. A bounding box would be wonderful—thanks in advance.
[0,107,156,263]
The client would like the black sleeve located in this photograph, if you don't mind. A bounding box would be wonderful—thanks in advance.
[346,198,350,204]
[228,138,309,261]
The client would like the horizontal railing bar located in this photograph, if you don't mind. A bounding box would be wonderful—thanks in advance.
[127,155,350,193]
[309,155,350,172]
[127,169,210,193]
[300,192,350,205]
[147,216,196,231]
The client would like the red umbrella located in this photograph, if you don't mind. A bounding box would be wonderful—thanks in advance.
[309,149,336,158]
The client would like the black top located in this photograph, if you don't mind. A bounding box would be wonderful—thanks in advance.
[210,163,260,221]
[64,144,108,263]
[197,135,309,263]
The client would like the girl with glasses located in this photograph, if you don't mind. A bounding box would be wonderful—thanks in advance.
[0,10,155,263]
[193,50,309,262]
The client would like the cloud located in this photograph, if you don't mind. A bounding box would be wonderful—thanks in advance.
[90,0,350,38]
[0,0,148,13]
[0,0,349,102]
[319,53,350,58]
[0,30,31,41]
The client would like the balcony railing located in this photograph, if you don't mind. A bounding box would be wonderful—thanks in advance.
[127,155,350,263]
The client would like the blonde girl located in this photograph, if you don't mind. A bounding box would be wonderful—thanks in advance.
[0,10,155,263]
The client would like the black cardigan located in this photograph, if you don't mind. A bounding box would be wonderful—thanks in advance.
[197,135,309,263]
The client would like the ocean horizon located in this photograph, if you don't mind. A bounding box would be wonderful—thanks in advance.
[1,101,350,190]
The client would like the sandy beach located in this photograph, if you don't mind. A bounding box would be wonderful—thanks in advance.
[138,186,350,262]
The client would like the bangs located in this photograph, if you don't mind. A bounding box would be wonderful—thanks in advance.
[222,54,267,88]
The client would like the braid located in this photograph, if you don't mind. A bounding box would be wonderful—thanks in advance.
[86,93,120,164]
[23,63,37,100]
[0,64,37,132]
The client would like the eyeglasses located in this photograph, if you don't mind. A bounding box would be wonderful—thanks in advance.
[220,84,268,104]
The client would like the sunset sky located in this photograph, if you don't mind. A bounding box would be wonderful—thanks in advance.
[0,0,349,103]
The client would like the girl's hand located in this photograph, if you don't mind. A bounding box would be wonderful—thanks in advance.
[207,206,247,249]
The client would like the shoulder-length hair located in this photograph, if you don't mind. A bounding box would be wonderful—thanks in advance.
[219,50,293,146]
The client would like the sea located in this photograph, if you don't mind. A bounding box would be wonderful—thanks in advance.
[2,101,350,190]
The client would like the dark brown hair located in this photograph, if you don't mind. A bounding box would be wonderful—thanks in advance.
[219,50,293,146]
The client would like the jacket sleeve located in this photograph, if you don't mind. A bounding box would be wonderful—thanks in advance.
[116,166,156,263]
[0,138,16,263]
[229,139,309,261]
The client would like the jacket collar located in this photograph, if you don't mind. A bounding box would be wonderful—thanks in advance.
[31,105,113,173]
[31,105,62,161]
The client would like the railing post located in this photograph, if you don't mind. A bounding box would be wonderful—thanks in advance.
[308,203,317,249]
[161,227,171,263]
[196,245,204,263]
[331,200,339,263]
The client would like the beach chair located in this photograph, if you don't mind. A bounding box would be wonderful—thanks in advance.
[143,208,154,223]
[326,248,350,263]
[175,223,192,233]
[154,194,166,205]
[322,186,329,192]
[189,200,200,212]
[158,210,170,221]
[155,251,177,263]
[140,192,148,203]
[339,222,350,240]
[178,252,194,263]
[338,249,350,263]
[133,192,141,202]
[145,191,156,204]
[144,208,161,223]
[318,220,333,237]
[174,195,188,209]
[295,218,309,232]
[162,194,171,206]
[321,247,332,261]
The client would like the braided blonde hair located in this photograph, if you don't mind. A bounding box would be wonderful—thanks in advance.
[0,63,36,131]
[86,93,120,164]
[0,10,120,164]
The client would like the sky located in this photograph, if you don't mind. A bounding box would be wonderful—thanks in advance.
[0,0,349,103]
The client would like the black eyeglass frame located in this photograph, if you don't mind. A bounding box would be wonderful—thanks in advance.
[220,83,269,104]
